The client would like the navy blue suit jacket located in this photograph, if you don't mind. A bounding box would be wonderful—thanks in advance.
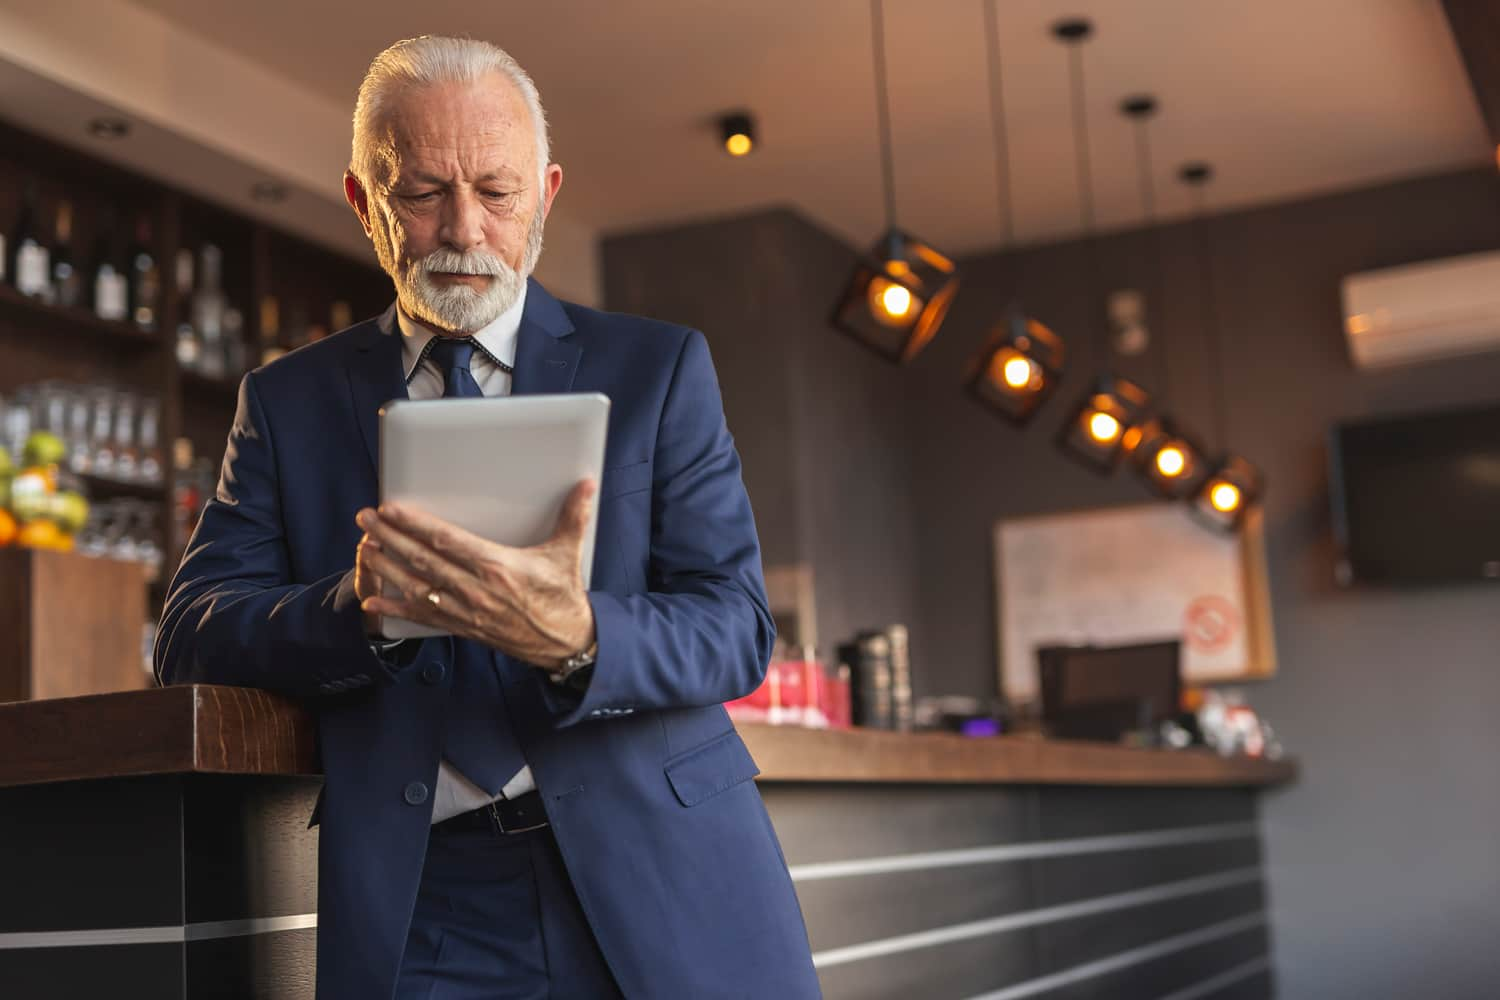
[155,279,820,999]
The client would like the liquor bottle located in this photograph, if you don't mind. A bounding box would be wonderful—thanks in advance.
[9,180,51,299]
[138,397,163,485]
[90,210,130,322]
[173,248,199,371]
[222,307,246,377]
[170,437,198,551]
[192,244,227,377]
[51,200,83,308]
[258,295,284,365]
[128,217,160,332]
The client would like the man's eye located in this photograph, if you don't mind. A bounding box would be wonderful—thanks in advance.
[482,191,514,201]
[406,191,440,203]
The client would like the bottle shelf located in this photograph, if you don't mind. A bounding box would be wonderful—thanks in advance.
[77,471,168,500]
[0,283,161,348]
[178,368,242,401]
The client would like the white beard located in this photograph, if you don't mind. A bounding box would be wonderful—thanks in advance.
[378,206,546,334]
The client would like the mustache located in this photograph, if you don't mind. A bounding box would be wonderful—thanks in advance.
[415,248,512,277]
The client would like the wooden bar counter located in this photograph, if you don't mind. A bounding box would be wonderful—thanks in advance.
[0,686,1295,999]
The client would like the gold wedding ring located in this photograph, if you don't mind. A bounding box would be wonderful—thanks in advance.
[426,590,443,609]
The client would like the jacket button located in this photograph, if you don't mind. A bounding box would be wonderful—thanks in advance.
[421,662,446,685]
[403,781,429,806]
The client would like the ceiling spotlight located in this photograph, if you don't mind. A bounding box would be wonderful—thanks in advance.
[966,308,1066,425]
[86,117,130,140]
[719,112,755,157]
[250,181,288,204]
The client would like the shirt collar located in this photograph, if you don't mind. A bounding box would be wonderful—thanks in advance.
[396,281,528,383]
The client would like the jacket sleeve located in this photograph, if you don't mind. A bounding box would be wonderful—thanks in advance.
[153,371,408,699]
[543,329,776,726]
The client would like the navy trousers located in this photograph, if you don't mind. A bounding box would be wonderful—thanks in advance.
[394,821,622,999]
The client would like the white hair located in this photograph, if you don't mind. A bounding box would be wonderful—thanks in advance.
[350,35,550,190]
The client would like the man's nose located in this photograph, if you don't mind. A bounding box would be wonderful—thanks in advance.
[439,189,485,253]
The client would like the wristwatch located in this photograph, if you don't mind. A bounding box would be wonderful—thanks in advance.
[549,640,597,689]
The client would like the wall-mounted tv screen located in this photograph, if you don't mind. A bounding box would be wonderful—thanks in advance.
[1329,402,1500,585]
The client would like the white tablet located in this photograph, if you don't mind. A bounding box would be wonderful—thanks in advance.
[376,392,610,640]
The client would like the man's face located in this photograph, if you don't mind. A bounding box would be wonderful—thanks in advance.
[345,74,563,334]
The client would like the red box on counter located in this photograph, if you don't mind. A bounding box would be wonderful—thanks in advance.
[725,658,851,729]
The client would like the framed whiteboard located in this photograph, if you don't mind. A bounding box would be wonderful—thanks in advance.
[994,504,1277,705]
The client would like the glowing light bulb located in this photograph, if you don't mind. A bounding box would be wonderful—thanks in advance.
[1156,445,1186,478]
[725,133,752,157]
[1210,482,1241,513]
[867,275,917,326]
[1088,411,1122,443]
[1003,357,1034,389]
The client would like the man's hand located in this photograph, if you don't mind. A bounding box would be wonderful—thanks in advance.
[353,480,599,670]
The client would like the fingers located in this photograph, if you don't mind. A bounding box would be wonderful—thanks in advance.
[377,503,489,561]
[353,519,383,602]
[357,508,477,596]
[359,547,479,629]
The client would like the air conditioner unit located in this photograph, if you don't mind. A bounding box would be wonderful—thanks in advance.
[1341,250,1500,369]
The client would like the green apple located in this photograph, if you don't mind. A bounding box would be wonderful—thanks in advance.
[52,491,89,534]
[22,431,67,469]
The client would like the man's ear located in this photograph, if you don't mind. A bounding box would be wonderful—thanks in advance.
[344,171,375,237]
[539,162,563,222]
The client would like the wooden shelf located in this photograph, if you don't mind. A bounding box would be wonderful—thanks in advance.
[0,685,1297,790]
[0,283,160,348]
[178,368,243,401]
[77,472,166,500]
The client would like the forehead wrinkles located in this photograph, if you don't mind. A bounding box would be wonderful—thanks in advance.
[387,79,536,184]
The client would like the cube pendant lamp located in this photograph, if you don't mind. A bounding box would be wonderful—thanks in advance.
[1179,162,1265,530]
[1193,454,1264,530]
[830,0,959,364]
[833,229,959,363]
[1129,415,1211,499]
[966,309,1066,423]
[1046,18,1153,470]
[965,0,1065,424]
[1058,374,1152,473]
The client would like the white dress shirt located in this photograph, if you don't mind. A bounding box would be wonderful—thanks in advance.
[395,285,537,823]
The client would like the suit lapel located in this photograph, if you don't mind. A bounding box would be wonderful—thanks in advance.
[511,278,580,396]
[346,303,409,479]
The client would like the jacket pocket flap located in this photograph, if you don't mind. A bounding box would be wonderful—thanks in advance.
[665,730,761,807]
[602,460,652,498]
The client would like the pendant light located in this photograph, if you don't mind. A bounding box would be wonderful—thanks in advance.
[831,0,960,364]
[1108,96,1210,500]
[1180,163,1265,529]
[965,0,1065,424]
[1050,19,1154,473]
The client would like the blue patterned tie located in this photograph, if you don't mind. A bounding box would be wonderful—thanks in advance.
[427,337,484,399]
[425,336,529,797]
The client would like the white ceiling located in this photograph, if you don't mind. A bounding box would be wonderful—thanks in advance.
[97,0,1500,253]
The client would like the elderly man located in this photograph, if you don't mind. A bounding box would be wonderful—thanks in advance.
[156,34,820,1000]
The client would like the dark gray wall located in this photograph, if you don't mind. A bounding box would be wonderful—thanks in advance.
[603,208,922,655]
[923,168,1500,1000]
[601,169,1500,998]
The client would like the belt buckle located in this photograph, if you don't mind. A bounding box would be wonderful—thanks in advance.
[486,800,547,836]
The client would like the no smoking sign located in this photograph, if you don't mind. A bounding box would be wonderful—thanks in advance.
[1183,595,1240,653]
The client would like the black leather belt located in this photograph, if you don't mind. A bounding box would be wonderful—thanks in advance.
[433,790,549,836]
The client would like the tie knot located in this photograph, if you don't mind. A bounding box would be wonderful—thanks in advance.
[428,336,476,372]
